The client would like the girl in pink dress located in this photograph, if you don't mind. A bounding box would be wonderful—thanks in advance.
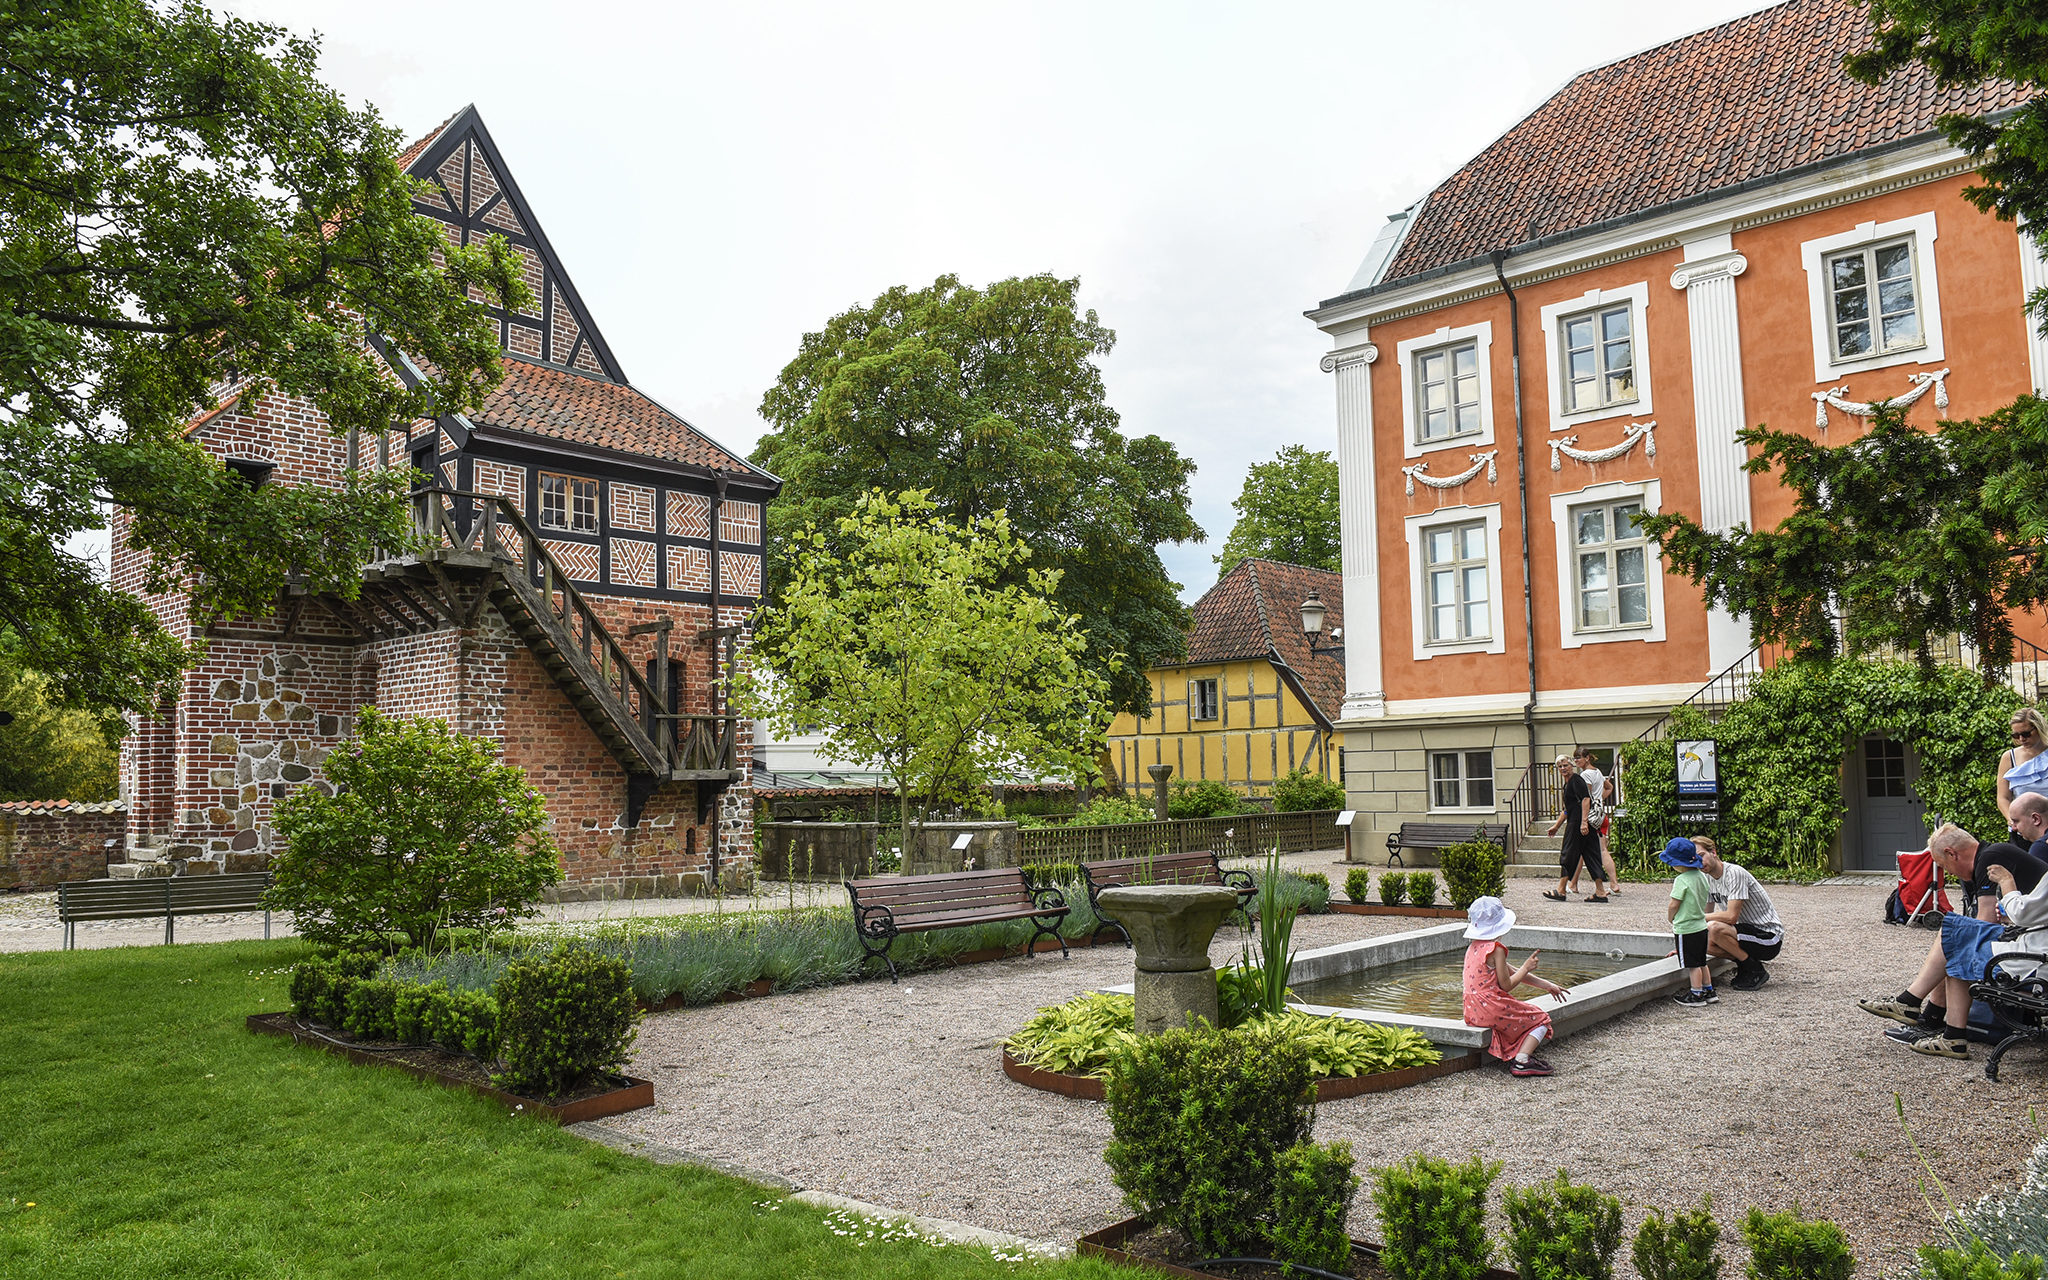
[1461,896,1570,1077]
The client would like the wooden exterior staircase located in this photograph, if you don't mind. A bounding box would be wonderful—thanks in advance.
[283,487,742,823]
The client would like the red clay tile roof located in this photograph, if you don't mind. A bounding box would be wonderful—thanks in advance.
[1374,0,2031,288]
[1183,559,1344,726]
[472,359,762,475]
[0,799,126,814]
[395,110,461,174]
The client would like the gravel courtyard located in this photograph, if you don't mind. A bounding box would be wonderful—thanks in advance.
[614,880,2048,1273]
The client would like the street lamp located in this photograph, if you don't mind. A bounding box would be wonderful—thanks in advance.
[1300,589,1343,657]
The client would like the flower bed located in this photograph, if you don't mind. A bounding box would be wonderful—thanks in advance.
[1078,1216,1518,1280]
[1001,1046,1475,1103]
[246,1012,652,1123]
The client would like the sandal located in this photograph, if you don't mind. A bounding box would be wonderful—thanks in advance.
[1542,891,1568,902]
[1585,895,1610,903]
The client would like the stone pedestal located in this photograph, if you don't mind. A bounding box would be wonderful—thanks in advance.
[1147,764,1173,822]
[1098,884,1238,1035]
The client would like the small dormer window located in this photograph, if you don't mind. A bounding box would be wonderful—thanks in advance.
[226,459,273,490]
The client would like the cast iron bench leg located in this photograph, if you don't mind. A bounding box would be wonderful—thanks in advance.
[1027,915,1069,960]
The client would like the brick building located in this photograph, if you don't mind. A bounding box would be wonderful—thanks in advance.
[1308,1,2042,869]
[114,106,779,894]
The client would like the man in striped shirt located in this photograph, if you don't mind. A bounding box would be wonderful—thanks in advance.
[1698,838,1783,991]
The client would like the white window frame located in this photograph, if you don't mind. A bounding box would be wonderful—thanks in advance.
[1428,748,1498,813]
[1549,479,1668,650]
[1419,517,1492,647]
[1800,212,1944,383]
[1397,321,1495,460]
[1190,678,1219,722]
[1403,503,1505,660]
[1539,281,1653,430]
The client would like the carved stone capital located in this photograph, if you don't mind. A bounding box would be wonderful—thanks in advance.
[1670,253,1748,290]
[1320,343,1379,373]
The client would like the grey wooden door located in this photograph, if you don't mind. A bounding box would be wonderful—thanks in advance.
[1857,736,1928,871]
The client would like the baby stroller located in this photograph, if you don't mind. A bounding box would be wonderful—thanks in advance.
[1884,849,1951,928]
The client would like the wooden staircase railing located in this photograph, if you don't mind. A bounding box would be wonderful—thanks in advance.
[397,486,741,782]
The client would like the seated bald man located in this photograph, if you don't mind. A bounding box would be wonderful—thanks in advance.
[1856,805,2048,1058]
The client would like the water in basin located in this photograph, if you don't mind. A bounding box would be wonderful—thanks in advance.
[1290,949,1646,1020]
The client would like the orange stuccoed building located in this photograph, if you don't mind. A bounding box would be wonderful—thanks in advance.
[1307,0,2043,871]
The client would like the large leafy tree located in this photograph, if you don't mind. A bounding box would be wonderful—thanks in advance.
[1848,0,2048,277]
[743,490,1112,863]
[2,0,526,716]
[1637,404,2048,670]
[1214,444,1340,577]
[0,637,120,802]
[753,274,1201,716]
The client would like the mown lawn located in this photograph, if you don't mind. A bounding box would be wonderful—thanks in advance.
[0,940,1127,1279]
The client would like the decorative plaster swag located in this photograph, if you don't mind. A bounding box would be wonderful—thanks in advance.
[1549,421,1655,471]
[1811,368,1949,430]
[1400,451,1497,496]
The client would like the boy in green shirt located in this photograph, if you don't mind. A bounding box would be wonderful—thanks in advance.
[1661,837,1716,1007]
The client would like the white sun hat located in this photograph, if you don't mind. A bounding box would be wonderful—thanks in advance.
[1463,895,1516,941]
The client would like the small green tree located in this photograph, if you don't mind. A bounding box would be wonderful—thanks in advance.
[1215,444,1341,577]
[267,709,561,948]
[744,490,1113,865]
[0,641,119,802]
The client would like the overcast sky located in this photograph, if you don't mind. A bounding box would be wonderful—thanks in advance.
[232,0,1764,599]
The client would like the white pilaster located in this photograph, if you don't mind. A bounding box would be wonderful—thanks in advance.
[1325,341,1384,718]
[2018,223,2048,396]
[1671,241,1752,671]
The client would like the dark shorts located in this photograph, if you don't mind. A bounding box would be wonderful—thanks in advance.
[1734,923,1784,962]
[1675,928,1709,969]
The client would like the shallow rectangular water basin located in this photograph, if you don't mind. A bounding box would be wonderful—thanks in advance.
[1284,922,1704,1050]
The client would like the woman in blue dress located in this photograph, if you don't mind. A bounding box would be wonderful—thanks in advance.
[1998,707,2048,830]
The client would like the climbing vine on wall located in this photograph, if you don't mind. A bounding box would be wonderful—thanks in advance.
[1615,660,2025,876]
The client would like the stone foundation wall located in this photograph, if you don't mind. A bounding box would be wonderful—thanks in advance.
[0,801,128,888]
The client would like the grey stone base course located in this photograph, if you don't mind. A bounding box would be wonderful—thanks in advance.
[565,1121,1070,1257]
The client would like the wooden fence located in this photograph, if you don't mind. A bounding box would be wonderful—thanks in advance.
[1015,809,1342,865]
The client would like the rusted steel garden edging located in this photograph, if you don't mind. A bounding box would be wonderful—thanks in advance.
[1001,1047,1477,1103]
[1078,1215,1519,1280]
[1330,902,1467,920]
[636,934,1109,1013]
[246,1013,653,1123]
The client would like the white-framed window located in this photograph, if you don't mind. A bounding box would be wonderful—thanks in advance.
[1548,479,1668,650]
[1430,749,1496,811]
[1190,678,1219,722]
[540,472,599,532]
[1824,238,1922,361]
[1539,281,1653,429]
[1396,321,1494,459]
[1403,503,1505,660]
[1422,519,1490,645]
[1800,212,1944,382]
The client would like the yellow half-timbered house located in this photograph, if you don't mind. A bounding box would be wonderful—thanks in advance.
[1108,559,1343,800]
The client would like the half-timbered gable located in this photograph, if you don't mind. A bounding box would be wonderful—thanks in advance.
[118,106,777,896]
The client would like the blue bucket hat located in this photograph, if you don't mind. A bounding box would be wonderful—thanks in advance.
[1659,837,1702,869]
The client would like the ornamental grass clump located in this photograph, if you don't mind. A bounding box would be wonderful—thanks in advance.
[1371,1153,1501,1280]
[1502,1170,1624,1280]
[492,941,639,1099]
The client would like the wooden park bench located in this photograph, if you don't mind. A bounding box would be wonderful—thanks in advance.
[1080,850,1255,947]
[1973,940,2048,1082]
[1384,822,1510,867]
[57,873,274,950]
[843,867,1069,982]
